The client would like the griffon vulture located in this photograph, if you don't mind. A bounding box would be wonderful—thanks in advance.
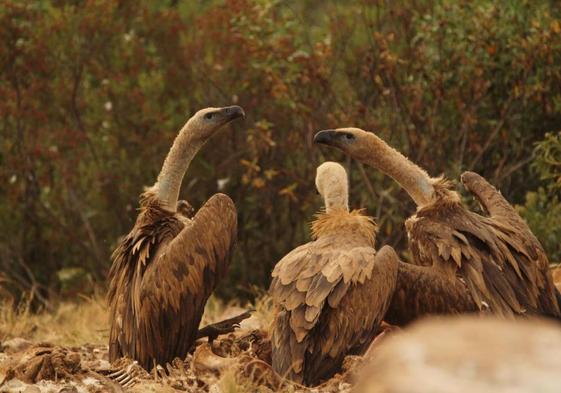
[314,128,561,320]
[270,162,398,386]
[108,106,247,370]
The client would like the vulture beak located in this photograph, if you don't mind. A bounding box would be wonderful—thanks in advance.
[221,105,246,123]
[313,130,339,146]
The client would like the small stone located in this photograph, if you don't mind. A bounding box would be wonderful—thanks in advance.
[2,337,33,353]
[23,386,41,393]
[58,386,79,393]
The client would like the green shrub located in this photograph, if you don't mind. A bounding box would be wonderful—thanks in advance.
[1,0,560,303]
[518,132,561,262]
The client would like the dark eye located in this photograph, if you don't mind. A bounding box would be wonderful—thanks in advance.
[345,134,354,140]
[204,112,214,120]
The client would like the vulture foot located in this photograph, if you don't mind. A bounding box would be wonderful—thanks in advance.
[197,310,253,343]
[177,199,195,218]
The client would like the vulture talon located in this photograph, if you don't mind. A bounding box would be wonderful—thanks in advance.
[177,199,195,219]
[197,310,253,342]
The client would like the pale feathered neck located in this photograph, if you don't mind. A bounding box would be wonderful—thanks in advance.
[360,132,436,207]
[311,209,377,246]
[152,122,205,212]
[315,162,349,213]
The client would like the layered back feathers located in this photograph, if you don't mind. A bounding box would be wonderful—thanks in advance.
[407,172,561,318]
[270,208,397,385]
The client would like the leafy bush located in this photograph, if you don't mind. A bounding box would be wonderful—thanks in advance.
[1,0,560,304]
[518,132,561,262]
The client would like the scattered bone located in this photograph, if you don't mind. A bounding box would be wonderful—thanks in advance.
[193,344,237,373]
[11,315,558,392]
[98,357,149,389]
[0,344,125,392]
[157,357,208,392]
[57,385,79,393]
[363,322,401,358]
[22,385,41,393]
[106,361,140,388]
[0,328,369,392]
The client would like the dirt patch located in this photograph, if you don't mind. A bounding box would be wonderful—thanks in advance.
[2,344,80,383]
[0,328,372,392]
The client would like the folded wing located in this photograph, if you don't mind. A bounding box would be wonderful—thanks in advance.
[134,193,237,369]
[271,240,398,385]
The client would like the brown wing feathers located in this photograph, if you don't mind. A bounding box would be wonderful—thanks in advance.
[137,193,236,368]
[109,119,560,384]
[313,128,561,324]
[108,192,236,369]
[303,246,398,383]
[407,173,560,319]
[385,261,478,326]
[461,171,560,317]
[270,212,398,386]
[108,191,183,363]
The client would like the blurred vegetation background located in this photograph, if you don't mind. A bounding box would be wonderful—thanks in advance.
[1,0,560,307]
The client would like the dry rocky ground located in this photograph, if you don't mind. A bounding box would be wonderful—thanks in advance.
[2,267,561,393]
[0,295,370,393]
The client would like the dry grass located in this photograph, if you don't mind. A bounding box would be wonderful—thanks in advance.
[0,286,276,391]
[0,292,281,392]
[201,288,274,332]
[253,290,275,330]
[0,293,109,346]
[0,291,273,347]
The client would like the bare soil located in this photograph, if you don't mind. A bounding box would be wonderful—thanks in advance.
[0,325,370,393]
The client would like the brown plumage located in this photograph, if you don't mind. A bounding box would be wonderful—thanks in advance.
[314,128,561,320]
[270,162,398,386]
[108,106,245,370]
[384,260,478,325]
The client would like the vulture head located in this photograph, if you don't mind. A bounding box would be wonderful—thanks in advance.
[313,128,374,162]
[315,161,349,213]
[314,127,435,207]
[152,105,245,212]
[186,105,246,142]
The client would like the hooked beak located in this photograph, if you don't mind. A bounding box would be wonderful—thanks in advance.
[313,130,339,145]
[221,105,246,123]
